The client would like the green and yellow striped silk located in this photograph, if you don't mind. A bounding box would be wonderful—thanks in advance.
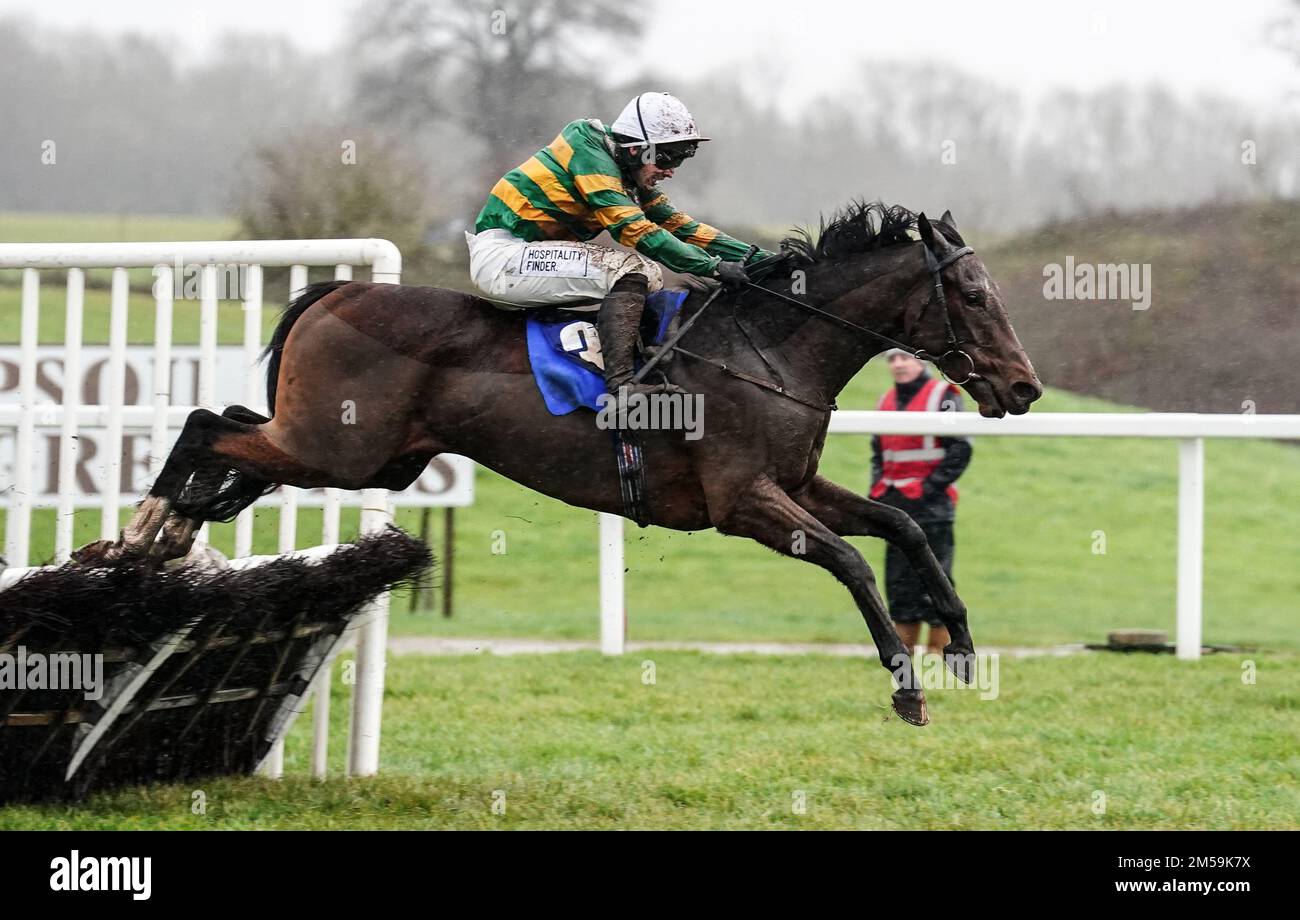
[475,118,771,276]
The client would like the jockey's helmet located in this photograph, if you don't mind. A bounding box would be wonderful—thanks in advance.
[611,92,710,170]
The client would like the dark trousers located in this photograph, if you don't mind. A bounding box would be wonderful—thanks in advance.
[884,520,954,627]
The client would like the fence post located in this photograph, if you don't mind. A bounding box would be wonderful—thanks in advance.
[599,512,626,655]
[55,269,85,563]
[101,269,129,542]
[5,269,39,567]
[347,488,393,776]
[1176,438,1204,660]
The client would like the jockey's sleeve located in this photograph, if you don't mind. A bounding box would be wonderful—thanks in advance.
[642,193,777,266]
[563,125,724,276]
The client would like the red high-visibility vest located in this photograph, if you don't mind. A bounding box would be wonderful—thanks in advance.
[870,377,959,503]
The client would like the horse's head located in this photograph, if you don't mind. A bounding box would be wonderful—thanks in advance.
[909,211,1042,418]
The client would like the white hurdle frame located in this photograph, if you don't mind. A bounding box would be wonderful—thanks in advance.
[0,239,402,777]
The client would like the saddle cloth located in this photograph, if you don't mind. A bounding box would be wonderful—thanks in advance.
[525,289,688,415]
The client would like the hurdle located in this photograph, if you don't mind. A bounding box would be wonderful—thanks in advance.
[0,239,402,777]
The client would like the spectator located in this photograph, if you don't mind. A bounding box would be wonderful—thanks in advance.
[870,349,972,655]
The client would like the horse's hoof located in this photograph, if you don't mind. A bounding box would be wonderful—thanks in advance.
[892,689,929,726]
[71,538,149,567]
[943,643,978,685]
[70,540,122,566]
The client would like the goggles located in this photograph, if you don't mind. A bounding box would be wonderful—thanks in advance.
[640,142,698,169]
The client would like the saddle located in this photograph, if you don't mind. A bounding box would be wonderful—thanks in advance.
[523,289,688,415]
[523,290,689,529]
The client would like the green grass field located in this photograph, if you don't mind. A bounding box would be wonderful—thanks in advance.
[1,652,1295,830]
[2,212,1296,829]
[0,212,235,245]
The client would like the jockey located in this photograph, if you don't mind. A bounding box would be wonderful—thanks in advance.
[467,92,774,401]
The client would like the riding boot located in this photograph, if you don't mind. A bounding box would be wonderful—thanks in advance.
[597,273,686,404]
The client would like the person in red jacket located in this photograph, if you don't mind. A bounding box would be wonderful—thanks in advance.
[870,349,973,655]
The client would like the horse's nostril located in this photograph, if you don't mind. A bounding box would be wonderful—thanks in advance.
[1011,381,1042,404]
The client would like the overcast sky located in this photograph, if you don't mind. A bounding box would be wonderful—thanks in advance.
[2,0,1296,110]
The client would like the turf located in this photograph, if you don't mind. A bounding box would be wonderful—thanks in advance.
[1,651,1294,830]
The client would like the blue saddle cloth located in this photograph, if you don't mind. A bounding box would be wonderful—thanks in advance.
[525,289,688,415]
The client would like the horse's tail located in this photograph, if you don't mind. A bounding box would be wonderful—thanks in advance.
[260,280,352,415]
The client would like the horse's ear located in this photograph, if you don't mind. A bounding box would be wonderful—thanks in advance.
[933,209,966,246]
[917,212,937,248]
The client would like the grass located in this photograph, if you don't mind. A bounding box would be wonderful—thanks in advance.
[0,212,236,245]
[1,651,1295,830]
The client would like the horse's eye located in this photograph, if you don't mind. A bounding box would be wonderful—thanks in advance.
[964,290,984,306]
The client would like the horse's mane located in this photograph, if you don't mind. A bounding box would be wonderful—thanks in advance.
[780,200,918,264]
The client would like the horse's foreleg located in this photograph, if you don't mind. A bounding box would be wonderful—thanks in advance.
[146,514,201,563]
[716,476,928,726]
[790,474,976,684]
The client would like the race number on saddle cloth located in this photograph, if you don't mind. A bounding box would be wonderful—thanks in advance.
[524,290,688,414]
[870,377,961,503]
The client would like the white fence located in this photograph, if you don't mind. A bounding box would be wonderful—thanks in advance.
[598,410,1300,661]
[0,343,474,509]
[0,239,402,777]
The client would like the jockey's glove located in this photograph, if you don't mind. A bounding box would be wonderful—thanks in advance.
[714,260,751,290]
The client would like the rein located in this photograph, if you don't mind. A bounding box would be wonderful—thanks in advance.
[633,240,980,414]
[744,242,980,386]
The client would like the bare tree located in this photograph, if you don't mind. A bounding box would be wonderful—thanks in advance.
[352,0,643,186]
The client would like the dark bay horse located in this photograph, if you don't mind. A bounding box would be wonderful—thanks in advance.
[79,203,1042,725]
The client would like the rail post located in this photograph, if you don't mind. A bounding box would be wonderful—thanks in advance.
[1176,437,1205,660]
[599,512,626,655]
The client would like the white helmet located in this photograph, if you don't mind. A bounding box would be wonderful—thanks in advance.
[610,92,710,146]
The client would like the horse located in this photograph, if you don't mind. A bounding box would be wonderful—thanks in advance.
[76,202,1042,726]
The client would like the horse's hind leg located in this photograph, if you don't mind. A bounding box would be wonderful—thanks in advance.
[142,405,274,562]
[790,474,976,684]
[112,407,316,560]
[715,476,928,726]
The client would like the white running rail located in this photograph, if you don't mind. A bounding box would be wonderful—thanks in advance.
[598,410,1300,661]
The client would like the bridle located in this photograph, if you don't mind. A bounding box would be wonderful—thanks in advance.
[633,238,983,413]
[744,240,982,386]
[913,243,980,385]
